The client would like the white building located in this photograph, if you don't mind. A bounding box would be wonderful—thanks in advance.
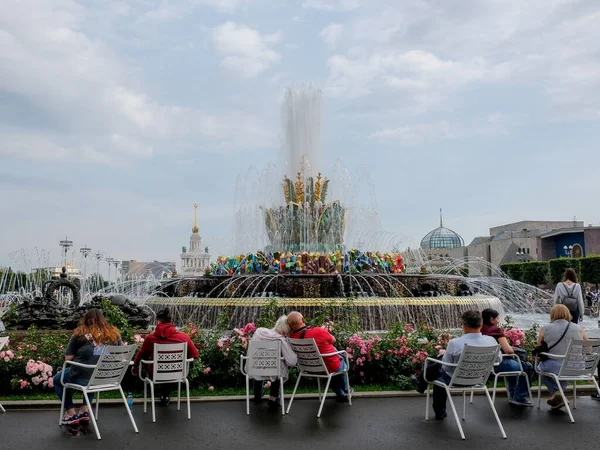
[180,203,211,275]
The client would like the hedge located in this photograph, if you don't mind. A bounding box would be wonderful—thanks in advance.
[521,261,550,286]
[581,255,600,285]
[548,258,582,284]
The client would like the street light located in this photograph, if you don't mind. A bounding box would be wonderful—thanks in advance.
[80,246,91,297]
[563,245,573,257]
[59,237,73,267]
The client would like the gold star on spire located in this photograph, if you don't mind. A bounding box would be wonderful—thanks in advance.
[192,203,199,233]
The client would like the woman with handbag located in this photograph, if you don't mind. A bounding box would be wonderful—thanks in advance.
[481,308,533,406]
[537,304,588,410]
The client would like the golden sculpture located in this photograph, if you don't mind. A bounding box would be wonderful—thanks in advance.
[283,176,291,203]
[315,172,322,202]
[295,172,304,203]
[192,202,199,233]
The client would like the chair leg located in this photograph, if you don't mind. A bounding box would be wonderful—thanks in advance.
[144,381,148,414]
[445,387,466,440]
[59,387,67,426]
[555,377,574,423]
[484,388,507,439]
[246,376,250,415]
[524,371,532,400]
[286,374,302,414]
[280,377,285,416]
[0,403,4,413]
[317,378,322,401]
[95,393,100,420]
[573,381,576,409]
[425,384,431,420]
[346,372,352,406]
[469,390,474,404]
[177,382,181,411]
[150,382,156,423]
[317,377,333,418]
[185,379,191,420]
[592,377,600,397]
[537,374,542,408]
[492,374,499,403]
[84,391,102,440]
[119,386,139,434]
[462,391,466,420]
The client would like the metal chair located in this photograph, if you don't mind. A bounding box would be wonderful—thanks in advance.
[287,337,351,418]
[240,339,286,415]
[58,344,138,440]
[139,342,193,422]
[424,344,506,440]
[535,338,600,423]
[0,336,8,413]
[469,353,532,404]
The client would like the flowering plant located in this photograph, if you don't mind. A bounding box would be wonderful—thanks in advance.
[10,359,54,390]
[504,328,525,347]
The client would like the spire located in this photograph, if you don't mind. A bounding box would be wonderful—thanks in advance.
[439,208,443,228]
[192,203,199,234]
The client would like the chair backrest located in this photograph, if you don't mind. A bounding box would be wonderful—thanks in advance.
[152,342,188,382]
[289,338,328,376]
[88,344,137,387]
[246,340,281,378]
[0,336,8,351]
[449,344,500,388]
[558,339,600,377]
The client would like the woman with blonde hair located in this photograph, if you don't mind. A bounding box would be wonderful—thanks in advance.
[537,304,588,410]
[54,309,122,425]
[251,315,298,409]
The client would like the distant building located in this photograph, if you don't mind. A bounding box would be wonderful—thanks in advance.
[121,260,176,279]
[447,219,592,276]
[32,263,81,279]
[180,203,211,275]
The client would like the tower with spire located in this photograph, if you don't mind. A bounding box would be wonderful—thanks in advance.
[180,203,210,275]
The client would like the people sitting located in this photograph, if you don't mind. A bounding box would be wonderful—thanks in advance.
[251,315,298,409]
[481,308,533,406]
[54,309,122,425]
[413,310,499,419]
[287,311,351,402]
[537,304,588,409]
[132,308,199,406]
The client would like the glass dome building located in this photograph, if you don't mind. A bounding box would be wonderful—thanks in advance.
[420,210,464,250]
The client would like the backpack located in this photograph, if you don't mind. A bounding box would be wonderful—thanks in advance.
[560,282,579,312]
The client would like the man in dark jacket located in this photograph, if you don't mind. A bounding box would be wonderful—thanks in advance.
[132,308,199,405]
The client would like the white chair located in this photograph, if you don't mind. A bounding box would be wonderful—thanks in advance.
[469,353,532,404]
[240,339,286,415]
[139,342,193,423]
[0,336,8,413]
[286,338,351,418]
[58,344,138,440]
[535,338,600,423]
[424,344,506,440]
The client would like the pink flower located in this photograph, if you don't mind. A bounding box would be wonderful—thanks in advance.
[359,371,364,377]
[20,380,29,389]
[17,356,23,360]
[3,357,8,363]
[203,367,211,374]
[374,353,380,360]
[438,349,446,356]
[0,351,5,358]
[264,381,271,389]
[47,378,54,388]
[6,350,13,358]
[217,340,224,348]
[208,386,214,392]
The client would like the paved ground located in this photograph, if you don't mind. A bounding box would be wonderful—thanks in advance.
[2,394,600,450]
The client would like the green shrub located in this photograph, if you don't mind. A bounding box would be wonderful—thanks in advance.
[501,263,524,282]
[521,261,550,286]
[549,258,582,284]
[581,255,600,285]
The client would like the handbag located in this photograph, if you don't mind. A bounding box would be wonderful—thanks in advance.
[512,346,528,363]
[532,322,570,362]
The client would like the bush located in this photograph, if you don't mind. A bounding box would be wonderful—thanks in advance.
[549,258,582,284]
[501,263,524,282]
[521,261,550,286]
[581,255,600,285]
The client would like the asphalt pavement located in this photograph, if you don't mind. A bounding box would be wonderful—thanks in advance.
[1,394,600,450]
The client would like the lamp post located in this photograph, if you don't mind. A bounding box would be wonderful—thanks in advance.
[94,251,103,291]
[59,237,73,267]
[563,245,573,257]
[80,246,91,297]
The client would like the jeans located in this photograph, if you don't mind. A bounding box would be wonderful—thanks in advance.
[495,358,530,401]
[53,368,93,411]
[570,311,580,324]
[253,379,281,399]
[538,359,567,395]
[432,371,452,416]
[331,356,349,397]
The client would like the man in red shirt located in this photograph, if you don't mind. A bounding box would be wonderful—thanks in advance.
[287,311,350,402]
[132,309,199,406]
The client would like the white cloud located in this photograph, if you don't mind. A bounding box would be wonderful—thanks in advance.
[320,23,343,49]
[303,0,359,12]
[213,22,281,78]
[192,0,251,13]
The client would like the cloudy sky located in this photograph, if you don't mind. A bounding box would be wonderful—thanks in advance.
[1,0,599,271]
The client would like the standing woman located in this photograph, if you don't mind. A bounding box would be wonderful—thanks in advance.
[553,268,584,324]
[53,309,122,425]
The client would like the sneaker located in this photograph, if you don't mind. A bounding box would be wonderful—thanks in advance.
[77,410,90,422]
[551,397,567,410]
[62,413,80,425]
[159,396,170,407]
[546,392,562,407]
[509,398,534,407]
[591,392,600,401]
[435,410,447,420]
